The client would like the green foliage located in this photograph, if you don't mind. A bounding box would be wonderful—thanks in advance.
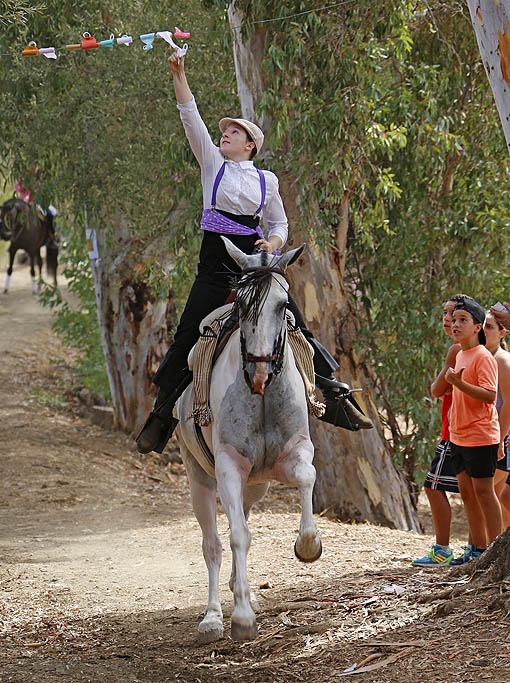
[29,386,67,409]
[38,225,111,398]
[216,1,510,479]
[1,0,234,397]
[0,0,44,29]
[3,0,510,482]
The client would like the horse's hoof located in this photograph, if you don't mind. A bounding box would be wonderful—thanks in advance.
[294,536,322,563]
[230,617,258,642]
[198,617,224,644]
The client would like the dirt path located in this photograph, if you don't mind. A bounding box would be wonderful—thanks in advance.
[1,266,509,682]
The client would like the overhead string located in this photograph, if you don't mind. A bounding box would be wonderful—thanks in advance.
[4,2,356,60]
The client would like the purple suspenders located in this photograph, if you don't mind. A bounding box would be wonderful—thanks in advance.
[200,162,266,240]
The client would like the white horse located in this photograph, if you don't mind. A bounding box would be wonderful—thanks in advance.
[175,238,322,643]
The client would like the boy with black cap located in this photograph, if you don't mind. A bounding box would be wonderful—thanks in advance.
[412,294,481,567]
[445,298,503,563]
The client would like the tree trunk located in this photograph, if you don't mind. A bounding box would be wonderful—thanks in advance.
[86,209,171,432]
[228,6,420,531]
[467,0,510,152]
[456,1,510,582]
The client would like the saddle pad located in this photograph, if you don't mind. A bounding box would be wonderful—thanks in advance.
[188,303,235,370]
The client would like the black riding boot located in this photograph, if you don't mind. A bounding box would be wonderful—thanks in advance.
[305,336,373,431]
[136,369,193,454]
[315,374,374,431]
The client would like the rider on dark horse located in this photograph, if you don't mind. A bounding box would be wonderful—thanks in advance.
[136,51,373,455]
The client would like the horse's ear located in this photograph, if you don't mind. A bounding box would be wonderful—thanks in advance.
[221,236,250,270]
[277,243,306,270]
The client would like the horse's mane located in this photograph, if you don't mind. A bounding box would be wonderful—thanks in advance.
[232,252,286,325]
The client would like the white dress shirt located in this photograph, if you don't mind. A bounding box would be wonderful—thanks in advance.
[177,97,288,246]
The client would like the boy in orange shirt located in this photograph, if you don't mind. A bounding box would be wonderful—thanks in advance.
[445,299,503,563]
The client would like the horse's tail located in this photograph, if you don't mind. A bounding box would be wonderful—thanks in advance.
[46,241,58,279]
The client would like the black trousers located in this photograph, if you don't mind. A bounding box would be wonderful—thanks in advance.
[153,229,338,392]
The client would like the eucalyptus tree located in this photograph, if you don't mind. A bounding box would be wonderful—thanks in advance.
[449,0,510,584]
[216,0,510,522]
[4,0,509,529]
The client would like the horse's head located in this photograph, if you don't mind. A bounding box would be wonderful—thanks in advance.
[222,237,306,395]
[0,198,18,240]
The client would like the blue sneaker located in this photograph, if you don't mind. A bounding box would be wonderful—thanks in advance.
[450,545,483,565]
[412,544,453,567]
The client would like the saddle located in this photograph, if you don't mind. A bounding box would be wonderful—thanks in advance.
[188,305,325,427]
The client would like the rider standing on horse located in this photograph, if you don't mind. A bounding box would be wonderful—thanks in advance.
[136,51,373,455]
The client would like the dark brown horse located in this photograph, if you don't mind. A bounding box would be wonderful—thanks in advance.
[0,197,58,294]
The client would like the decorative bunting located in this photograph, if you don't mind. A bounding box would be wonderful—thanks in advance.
[39,47,57,59]
[81,32,100,49]
[174,27,190,39]
[99,34,115,48]
[140,32,156,51]
[116,34,133,46]
[19,28,190,61]
[21,42,57,59]
[21,42,38,56]
[156,31,188,58]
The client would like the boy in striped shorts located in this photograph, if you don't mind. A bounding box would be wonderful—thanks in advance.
[412,294,479,567]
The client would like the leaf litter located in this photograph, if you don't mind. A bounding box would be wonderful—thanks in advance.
[1,270,510,682]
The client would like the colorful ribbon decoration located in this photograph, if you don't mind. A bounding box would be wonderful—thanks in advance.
[21,28,189,60]
[21,41,57,59]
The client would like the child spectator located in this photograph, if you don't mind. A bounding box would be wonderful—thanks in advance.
[446,299,503,564]
[484,310,510,526]
[412,294,483,567]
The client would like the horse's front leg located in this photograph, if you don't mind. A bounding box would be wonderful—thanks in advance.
[181,450,224,644]
[277,438,322,563]
[216,446,257,641]
[229,482,269,613]
[4,247,15,294]
[36,249,43,286]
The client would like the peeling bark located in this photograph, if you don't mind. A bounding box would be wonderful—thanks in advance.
[462,0,510,580]
[87,212,171,433]
[467,0,510,152]
[228,5,420,530]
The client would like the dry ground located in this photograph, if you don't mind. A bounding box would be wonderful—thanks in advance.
[1,264,510,682]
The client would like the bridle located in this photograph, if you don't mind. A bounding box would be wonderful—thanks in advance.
[235,265,288,383]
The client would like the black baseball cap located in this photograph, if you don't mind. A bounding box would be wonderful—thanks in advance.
[453,299,486,345]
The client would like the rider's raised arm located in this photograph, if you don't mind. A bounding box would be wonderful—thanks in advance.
[169,52,220,170]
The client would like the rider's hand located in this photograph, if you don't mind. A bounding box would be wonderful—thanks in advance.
[255,236,282,254]
[168,50,185,75]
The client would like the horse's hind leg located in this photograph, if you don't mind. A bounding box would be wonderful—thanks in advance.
[229,482,269,612]
[29,252,38,294]
[278,441,322,563]
[4,247,15,294]
[181,450,224,644]
[216,448,257,641]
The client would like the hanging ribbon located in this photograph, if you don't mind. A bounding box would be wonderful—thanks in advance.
[39,47,57,59]
[140,32,156,51]
[21,41,38,56]
[156,31,188,57]
[81,32,100,49]
[116,34,133,46]
[99,34,115,48]
[21,27,190,60]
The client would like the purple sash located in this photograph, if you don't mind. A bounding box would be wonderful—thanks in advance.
[201,162,266,241]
